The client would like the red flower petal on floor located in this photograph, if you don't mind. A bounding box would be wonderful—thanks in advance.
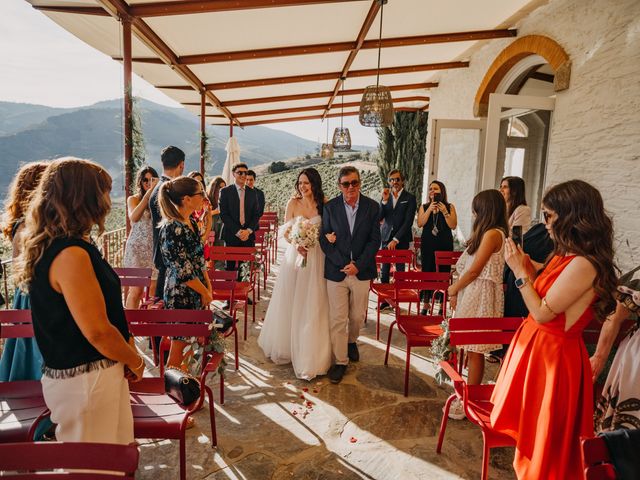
[306,401,313,408]
[300,395,305,399]
[312,389,318,393]
[302,387,309,392]
[350,437,357,443]
[292,411,297,415]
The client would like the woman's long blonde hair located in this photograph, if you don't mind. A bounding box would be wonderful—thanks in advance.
[14,157,112,287]
[1,162,48,240]
[158,176,201,224]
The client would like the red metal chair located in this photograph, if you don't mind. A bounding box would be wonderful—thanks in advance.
[434,250,463,273]
[125,309,223,480]
[0,310,48,444]
[412,235,422,269]
[208,270,239,371]
[208,247,258,339]
[369,249,416,340]
[113,267,153,304]
[261,212,279,262]
[0,441,139,478]
[581,436,617,480]
[253,230,270,298]
[436,316,524,480]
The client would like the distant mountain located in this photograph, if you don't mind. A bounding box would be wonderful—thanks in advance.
[0,98,371,198]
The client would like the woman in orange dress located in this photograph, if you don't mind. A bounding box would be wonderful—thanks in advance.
[490,180,618,480]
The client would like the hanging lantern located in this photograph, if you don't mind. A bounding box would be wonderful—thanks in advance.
[332,128,351,151]
[359,85,394,127]
[359,0,394,127]
[332,77,351,151]
[320,143,334,159]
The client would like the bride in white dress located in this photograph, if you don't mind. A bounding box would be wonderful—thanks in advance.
[258,168,332,380]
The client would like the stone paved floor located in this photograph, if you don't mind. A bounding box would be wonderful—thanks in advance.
[136,248,516,480]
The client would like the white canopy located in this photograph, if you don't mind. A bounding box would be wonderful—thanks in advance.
[26,0,539,127]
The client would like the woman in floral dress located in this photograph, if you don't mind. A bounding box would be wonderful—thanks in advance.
[446,189,508,419]
[158,176,213,369]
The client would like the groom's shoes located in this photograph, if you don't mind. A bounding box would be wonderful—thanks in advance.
[347,343,360,362]
[328,364,347,384]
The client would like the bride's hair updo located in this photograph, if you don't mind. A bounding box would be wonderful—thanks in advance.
[295,168,324,215]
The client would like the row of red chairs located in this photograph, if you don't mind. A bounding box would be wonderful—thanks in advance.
[0,309,222,480]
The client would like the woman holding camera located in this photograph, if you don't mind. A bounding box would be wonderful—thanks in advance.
[417,181,457,313]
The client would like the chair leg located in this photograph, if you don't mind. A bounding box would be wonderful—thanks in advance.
[404,345,411,397]
[376,299,381,341]
[234,326,239,370]
[384,321,396,366]
[205,386,217,447]
[219,373,225,405]
[252,292,256,323]
[481,433,490,480]
[179,428,186,480]
[243,303,248,341]
[436,394,456,453]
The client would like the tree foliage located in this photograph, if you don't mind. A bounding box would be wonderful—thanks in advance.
[268,161,289,174]
[375,110,429,201]
[127,92,146,194]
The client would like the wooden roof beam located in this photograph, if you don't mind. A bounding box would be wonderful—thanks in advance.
[129,0,367,17]
[95,0,240,126]
[240,107,426,127]
[190,61,468,91]
[233,96,429,118]
[33,5,109,16]
[178,82,436,107]
[323,0,380,120]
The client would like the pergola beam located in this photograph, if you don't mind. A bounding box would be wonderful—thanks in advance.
[323,0,380,120]
[181,82,436,108]
[33,5,109,16]
[95,0,240,126]
[182,61,468,91]
[128,0,367,17]
[233,96,429,118]
[240,107,425,127]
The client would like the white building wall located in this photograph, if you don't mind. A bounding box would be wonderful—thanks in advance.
[423,0,640,270]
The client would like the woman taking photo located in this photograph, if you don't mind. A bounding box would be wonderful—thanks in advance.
[417,180,457,314]
[158,176,213,370]
[446,190,508,419]
[499,176,531,234]
[0,161,47,381]
[123,165,159,308]
[491,180,617,479]
[16,158,144,444]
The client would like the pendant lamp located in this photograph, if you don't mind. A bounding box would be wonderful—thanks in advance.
[320,120,334,159]
[332,77,351,151]
[359,0,394,127]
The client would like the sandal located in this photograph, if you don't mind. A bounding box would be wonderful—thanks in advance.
[185,416,196,430]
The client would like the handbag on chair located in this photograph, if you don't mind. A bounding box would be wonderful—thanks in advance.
[164,367,201,406]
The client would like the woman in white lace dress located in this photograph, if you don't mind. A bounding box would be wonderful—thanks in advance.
[258,168,332,380]
[123,166,158,308]
[446,189,509,419]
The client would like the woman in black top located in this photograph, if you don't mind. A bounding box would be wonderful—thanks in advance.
[417,181,458,313]
[16,158,144,444]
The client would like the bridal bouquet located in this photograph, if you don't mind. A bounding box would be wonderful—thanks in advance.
[290,217,319,268]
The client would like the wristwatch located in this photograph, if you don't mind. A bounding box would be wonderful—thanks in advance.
[514,277,529,289]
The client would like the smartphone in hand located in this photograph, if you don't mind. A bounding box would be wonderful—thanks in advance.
[511,225,524,249]
[433,193,443,203]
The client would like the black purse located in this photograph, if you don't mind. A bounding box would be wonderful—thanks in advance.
[212,307,234,334]
[164,367,201,406]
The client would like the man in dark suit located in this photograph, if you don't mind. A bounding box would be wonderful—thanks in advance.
[219,163,260,273]
[149,145,185,298]
[320,166,381,384]
[379,169,417,309]
[245,169,265,218]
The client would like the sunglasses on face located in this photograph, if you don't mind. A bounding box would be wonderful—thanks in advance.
[235,171,247,176]
[542,211,552,223]
[190,191,206,197]
[388,177,402,183]
[339,180,360,188]
[142,177,154,183]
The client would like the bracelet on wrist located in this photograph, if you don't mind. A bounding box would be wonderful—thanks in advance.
[134,356,144,371]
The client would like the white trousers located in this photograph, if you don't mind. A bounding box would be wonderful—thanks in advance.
[41,362,134,444]
[326,276,369,365]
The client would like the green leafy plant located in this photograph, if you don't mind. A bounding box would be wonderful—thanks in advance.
[182,321,227,377]
[430,318,454,385]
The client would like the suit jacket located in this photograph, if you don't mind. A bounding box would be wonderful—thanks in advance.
[150,174,170,269]
[379,190,417,246]
[219,184,260,245]
[253,187,265,218]
[320,194,381,282]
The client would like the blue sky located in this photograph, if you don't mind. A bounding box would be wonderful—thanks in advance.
[1,0,378,147]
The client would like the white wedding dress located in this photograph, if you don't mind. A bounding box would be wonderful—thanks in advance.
[258,215,332,380]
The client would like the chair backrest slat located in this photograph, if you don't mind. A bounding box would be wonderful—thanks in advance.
[113,267,152,278]
[394,271,451,291]
[125,309,211,338]
[0,310,34,339]
[435,251,463,271]
[375,249,414,265]
[448,317,524,347]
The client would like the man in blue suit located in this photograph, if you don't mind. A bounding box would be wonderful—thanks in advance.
[378,169,417,309]
[320,166,380,384]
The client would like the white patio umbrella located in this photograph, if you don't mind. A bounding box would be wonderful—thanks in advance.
[222,136,240,185]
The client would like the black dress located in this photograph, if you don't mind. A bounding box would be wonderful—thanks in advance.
[420,202,454,274]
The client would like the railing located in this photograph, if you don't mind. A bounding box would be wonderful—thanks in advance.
[1,258,15,309]
[100,227,126,268]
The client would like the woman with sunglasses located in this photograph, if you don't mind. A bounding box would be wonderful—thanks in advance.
[491,180,617,479]
[158,176,213,370]
[123,166,159,308]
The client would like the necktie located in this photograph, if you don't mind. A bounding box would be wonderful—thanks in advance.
[239,188,245,226]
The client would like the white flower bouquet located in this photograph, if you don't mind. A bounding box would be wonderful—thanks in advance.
[290,217,320,268]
